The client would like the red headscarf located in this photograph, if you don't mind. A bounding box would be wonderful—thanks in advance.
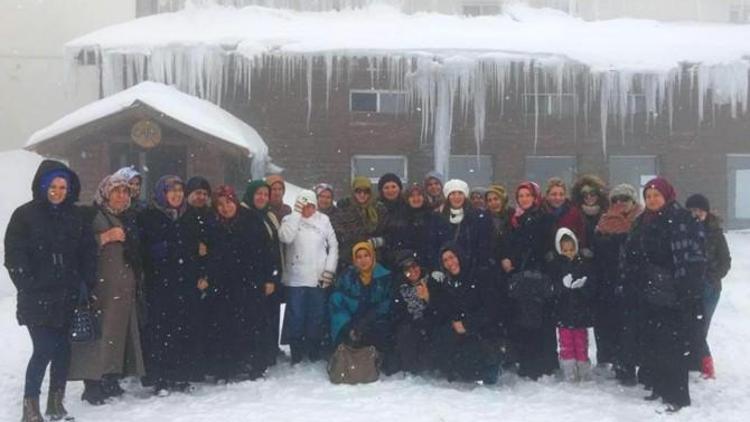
[511,181,542,228]
[643,177,676,204]
[213,185,239,222]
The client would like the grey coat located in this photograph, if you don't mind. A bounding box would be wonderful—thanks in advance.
[68,209,145,380]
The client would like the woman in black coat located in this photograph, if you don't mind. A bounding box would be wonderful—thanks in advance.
[137,175,205,394]
[4,160,97,421]
[207,185,272,381]
[432,244,503,384]
[623,177,706,413]
[500,181,558,380]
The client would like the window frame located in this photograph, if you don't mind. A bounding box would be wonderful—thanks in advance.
[349,89,408,114]
[350,154,409,185]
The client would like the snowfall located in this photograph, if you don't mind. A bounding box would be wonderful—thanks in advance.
[0,149,747,421]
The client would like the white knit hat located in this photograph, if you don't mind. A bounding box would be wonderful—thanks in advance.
[296,189,318,208]
[443,179,469,198]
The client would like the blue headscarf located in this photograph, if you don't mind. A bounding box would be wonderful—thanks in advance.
[152,175,186,220]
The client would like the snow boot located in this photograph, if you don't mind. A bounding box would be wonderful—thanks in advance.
[560,359,577,382]
[307,338,322,363]
[290,339,305,365]
[21,397,44,422]
[45,386,74,421]
[701,356,716,379]
[481,363,500,385]
[81,380,106,406]
[576,360,592,382]
[101,376,125,398]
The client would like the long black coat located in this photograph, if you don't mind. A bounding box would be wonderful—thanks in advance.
[137,205,205,382]
[207,207,272,374]
[442,207,497,276]
[384,206,451,271]
[4,160,97,327]
[501,208,556,273]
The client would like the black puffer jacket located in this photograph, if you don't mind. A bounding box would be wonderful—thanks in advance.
[4,160,97,326]
[549,254,596,329]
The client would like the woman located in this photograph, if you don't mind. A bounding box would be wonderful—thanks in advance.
[500,181,558,380]
[432,245,503,384]
[314,183,338,218]
[572,175,608,247]
[330,242,392,356]
[390,250,447,374]
[279,190,339,364]
[68,173,146,405]
[593,184,642,384]
[113,166,147,213]
[137,175,204,394]
[266,174,292,223]
[207,185,272,380]
[623,177,705,413]
[242,180,283,367]
[5,160,97,422]
[440,179,496,277]
[333,177,386,270]
[423,171,445,213]
[384,183,450,271]
[685,194,731,379]
[376,173,409,270]
[544,177,588,247]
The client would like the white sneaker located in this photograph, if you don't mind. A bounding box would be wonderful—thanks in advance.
[560,359,577,382]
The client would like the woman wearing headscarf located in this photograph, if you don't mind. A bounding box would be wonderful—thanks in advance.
[265,174,292,223]
[137,175,204,394]
[592,184,642,384]
[332,176,386,271]
[68,173,146,405]
[384,183,450,271]
[329,242,393,358]
[241,180,283,367]
[113,166,147,213]
[5,160,97,422]
[431,244,503,384]
[206,185,272,380]
[376,173,410,270]
[314,183,337,218]
[622,177,706,413]
[544,177,588,247]
[500,181,558,380]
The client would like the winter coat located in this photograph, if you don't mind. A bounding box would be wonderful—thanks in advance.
[502,207,556,273]
[546,200,588,248]
[69,206,145,380]
[330,264,392,344]
[278,211,338,287]
[137,204,205,381]
[442,207,497,276]
[4,160,97,327]
[384,205,451,271]
[439,266,502,341]
[702,214,731,289]
[549,253,596,329]
[331,197,386,268]
[391,271,449,332]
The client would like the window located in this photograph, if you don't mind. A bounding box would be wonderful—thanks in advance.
[351,155,408,185]
[523,94,577,117]
[542,0,576,14]
[525,156,577,188]
[730,3,750,23]
[462,2,501,16]
[449,155,494,188]
[727,155,750,228]
[350,90,407,114]
[608,155,658,204]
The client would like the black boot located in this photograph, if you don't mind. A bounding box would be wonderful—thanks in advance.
[101,376,124,398]
[290,340,305,365]
[22,397,44,422]
[46,386,74,421]
[81,380,106,406]
[307,338,322,363]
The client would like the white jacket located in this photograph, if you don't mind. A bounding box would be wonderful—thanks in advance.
[278,211,339,287]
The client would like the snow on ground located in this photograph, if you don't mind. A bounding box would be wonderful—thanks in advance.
[1,151,749,421]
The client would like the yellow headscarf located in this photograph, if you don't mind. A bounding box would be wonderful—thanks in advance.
[352,241,376,286]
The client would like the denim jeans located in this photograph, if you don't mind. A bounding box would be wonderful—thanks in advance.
[284,286,326,342]
[25,325,70,398]
[701,282,722,358]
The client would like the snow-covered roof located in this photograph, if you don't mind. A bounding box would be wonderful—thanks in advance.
[27,82,270,178]
[67,4,750,73]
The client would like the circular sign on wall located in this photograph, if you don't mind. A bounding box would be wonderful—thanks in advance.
[131,119,162,149]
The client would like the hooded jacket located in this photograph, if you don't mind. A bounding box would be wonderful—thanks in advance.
[548,228,596,328]
[278,208,339,287]
[4,160,97,326]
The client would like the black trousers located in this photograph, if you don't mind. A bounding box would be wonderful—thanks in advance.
[25,325,70,398]
[641,305,691,407]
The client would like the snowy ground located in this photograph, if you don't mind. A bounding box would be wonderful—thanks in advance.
[1,150,749,421]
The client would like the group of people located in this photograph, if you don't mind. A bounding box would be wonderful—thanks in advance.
[5,159,730,421]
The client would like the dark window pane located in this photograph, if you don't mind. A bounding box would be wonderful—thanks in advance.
[351,92,378,112]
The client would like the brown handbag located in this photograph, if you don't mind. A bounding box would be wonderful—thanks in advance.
[327,343,381,384]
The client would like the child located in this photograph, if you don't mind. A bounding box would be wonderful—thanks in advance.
[550,227,596,382]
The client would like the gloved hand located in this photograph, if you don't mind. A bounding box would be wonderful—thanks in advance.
[570,276,588,289]
[562,273,574,289]
[293,196,310,213]
[368,237,384,249]
[318,271,335,288]
[431,271,446,283]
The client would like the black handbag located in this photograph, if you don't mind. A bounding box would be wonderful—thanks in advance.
[70,282,100,343]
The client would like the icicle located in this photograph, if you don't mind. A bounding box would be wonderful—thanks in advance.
[306,55,314,130]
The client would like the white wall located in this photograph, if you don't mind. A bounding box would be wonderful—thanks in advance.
[0,0,136,151]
